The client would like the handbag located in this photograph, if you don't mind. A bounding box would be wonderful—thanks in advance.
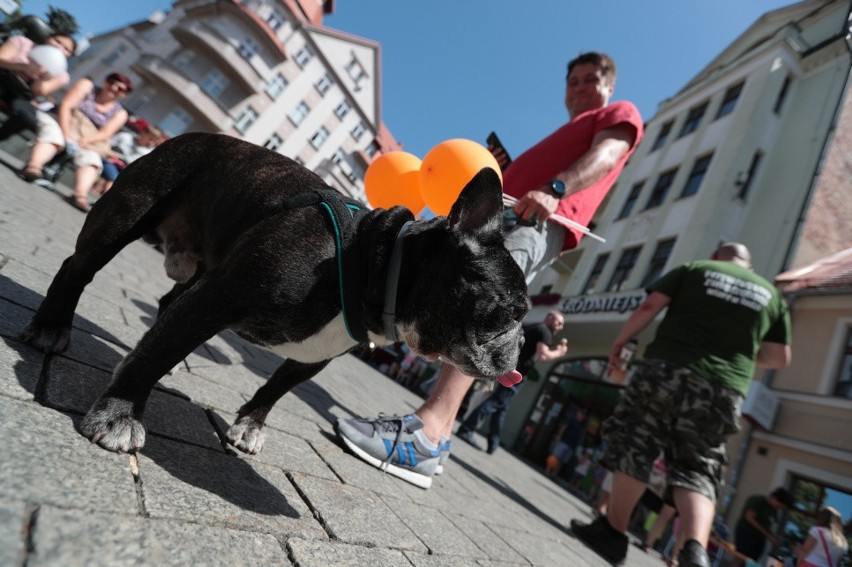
[68,107,111,157]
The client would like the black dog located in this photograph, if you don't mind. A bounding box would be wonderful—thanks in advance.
[21,133,529,454]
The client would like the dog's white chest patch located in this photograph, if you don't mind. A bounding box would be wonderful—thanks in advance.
[266,313,357,363]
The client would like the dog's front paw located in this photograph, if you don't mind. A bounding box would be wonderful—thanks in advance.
[19,320,71,353]
[80,397,146,453]
[226,415,265,455]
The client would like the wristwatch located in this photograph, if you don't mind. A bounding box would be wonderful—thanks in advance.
[549,179,566,198]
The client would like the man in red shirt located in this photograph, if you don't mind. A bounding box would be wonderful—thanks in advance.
[337,52,644,489]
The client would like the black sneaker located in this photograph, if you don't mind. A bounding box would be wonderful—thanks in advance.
[677,539,710,567]
[569,516,628,566]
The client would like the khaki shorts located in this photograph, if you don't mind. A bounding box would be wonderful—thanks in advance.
[600,359,743,503]
[34,111,104,173]
[504,219,566,284]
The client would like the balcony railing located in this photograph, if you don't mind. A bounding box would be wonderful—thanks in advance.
[133,54,232,132]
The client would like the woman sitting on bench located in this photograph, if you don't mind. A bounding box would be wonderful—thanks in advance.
[22,71,131,212]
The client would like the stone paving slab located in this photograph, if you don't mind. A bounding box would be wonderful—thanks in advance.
[0,337,43,401]
[136,436,327,542]
[287,536,412,567]
[29,506,289,567]
[44,356,224,451]
[290,472,428,552]
[0,397,137,514]
[0,499,26,567]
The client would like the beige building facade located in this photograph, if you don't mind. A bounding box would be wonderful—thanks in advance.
[68,0,400,201]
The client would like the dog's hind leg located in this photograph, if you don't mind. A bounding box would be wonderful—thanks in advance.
[20,177,167,353]
[226,359,330,454]
[81,277,238,452]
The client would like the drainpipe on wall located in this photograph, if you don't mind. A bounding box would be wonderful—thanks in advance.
[779,2,852,272]
[723,291,797,517]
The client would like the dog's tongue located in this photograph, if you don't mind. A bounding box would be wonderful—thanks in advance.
[496,370,523,388]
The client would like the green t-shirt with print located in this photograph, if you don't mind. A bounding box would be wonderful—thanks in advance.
[643,260,791,396]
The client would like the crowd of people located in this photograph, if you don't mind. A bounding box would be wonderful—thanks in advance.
[2,20,844,567]
[0,19,165,212]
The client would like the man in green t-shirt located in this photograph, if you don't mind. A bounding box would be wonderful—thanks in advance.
[734,488,794,561]
[571,243,792,567]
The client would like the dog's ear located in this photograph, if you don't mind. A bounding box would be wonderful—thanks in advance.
[447,167,503,236]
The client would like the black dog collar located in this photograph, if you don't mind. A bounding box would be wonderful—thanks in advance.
[382,221,413,342]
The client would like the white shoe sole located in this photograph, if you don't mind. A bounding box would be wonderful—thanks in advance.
[339,434,432,489]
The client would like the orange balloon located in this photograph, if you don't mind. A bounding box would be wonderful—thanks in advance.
[419,139,502,216]
[364,151,425,213]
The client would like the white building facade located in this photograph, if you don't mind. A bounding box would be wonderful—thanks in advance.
[68,0,401,201]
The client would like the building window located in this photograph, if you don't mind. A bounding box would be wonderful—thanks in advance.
[315,73,333,96]
[715,82,744,119]
[288,101,310,126]
[650,120,673,152]
[678,102,708,137]
[680,153,713,198]
[617,182,644,219]
[833,327,852,398]
[643,168,678,210]
[265,11,285,32]
[581,254,610,294]
[200,68,229,98]
[351,122,366,141]
[641,238,676,287]
[294,45,312,68]
[160,107,192,137]
[234,106,258,134]
[265,73,288,99]
[345,56,367,90]
[173,51,194,69]
[264,133,283,151]
[783,476,852,547]
[774,75,792,114]
[332,148,345,164]
[606,247,642,292]
[310,126,330,149]
[334,99,351,119]
[101,43,127,67]
[365,141,379,157]
[238,37,259,60]
[737,151,763,200]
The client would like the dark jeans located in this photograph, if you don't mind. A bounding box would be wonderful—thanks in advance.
[0,97,39,141]
[458,382,522,451]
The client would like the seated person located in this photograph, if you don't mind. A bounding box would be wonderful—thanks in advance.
[93,121,165,195]
[0,32,76,140]
[22,72,132,212]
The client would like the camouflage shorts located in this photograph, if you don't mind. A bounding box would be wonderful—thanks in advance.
[600,359,743,503]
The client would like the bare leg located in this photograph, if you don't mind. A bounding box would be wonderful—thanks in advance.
[606,471,648,533]
[26,141,60,170]
[74,164,99,201]
[414,363,474,444]
[672,487,715,547]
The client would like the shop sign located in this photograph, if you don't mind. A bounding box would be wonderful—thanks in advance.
[561,291,646,315]
[741,380,779,431]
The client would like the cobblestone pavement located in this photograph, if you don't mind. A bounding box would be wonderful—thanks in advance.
[0,146,665,566]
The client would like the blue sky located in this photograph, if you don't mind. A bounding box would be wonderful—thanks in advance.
[22,0,796,157]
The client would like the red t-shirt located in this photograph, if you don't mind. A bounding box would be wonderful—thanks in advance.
[503,101,643,250]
